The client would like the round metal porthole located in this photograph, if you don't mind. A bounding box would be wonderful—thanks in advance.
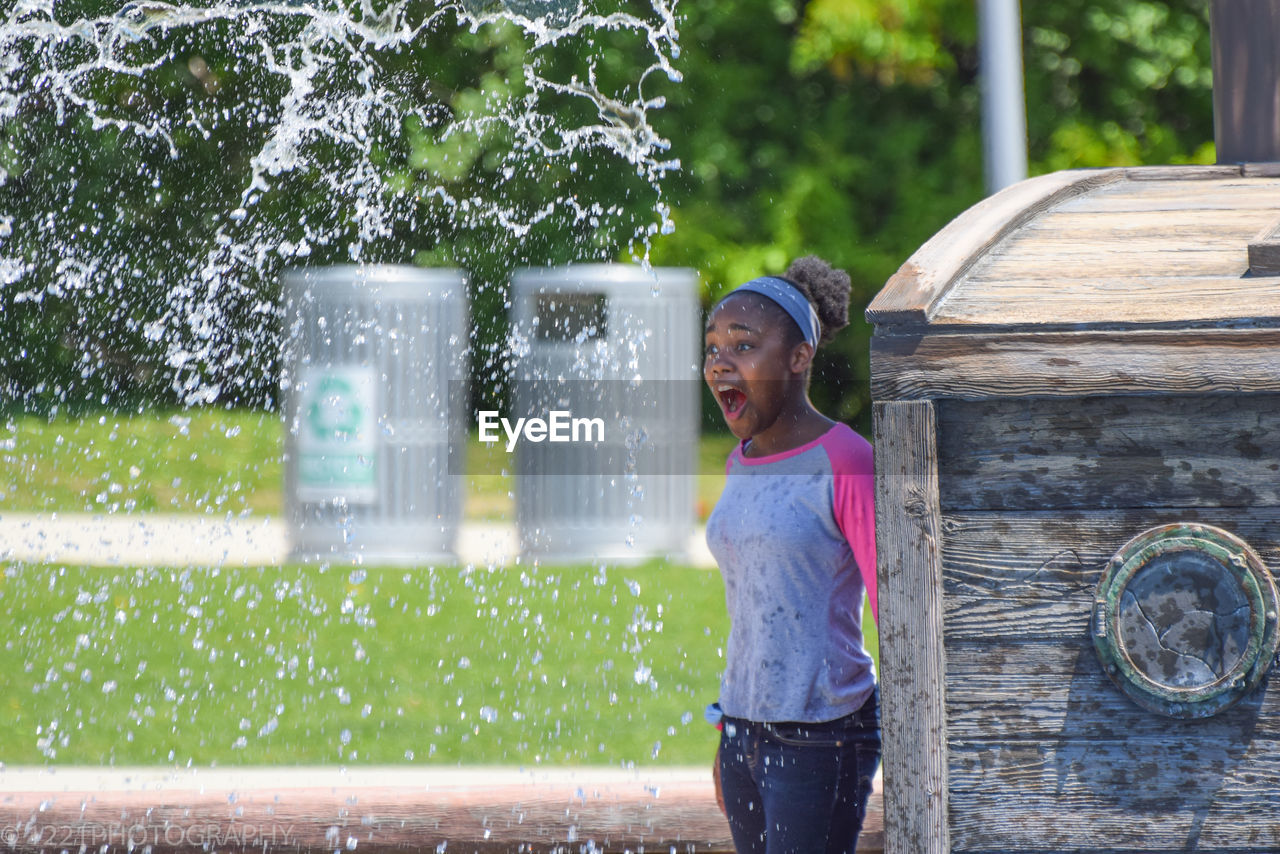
[1092,523,1280,719]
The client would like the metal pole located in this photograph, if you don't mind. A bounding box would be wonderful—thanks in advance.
[979,0,1029,194]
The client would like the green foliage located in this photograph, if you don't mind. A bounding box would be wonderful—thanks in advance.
[649,0,1214,431]
[1,0,1219,428]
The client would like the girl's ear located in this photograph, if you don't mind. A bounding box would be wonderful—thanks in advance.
[788,341,815,374]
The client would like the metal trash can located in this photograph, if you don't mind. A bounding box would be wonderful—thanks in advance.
[282,265,467,564]
[509,264,699,562]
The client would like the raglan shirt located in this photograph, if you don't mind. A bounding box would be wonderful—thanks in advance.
[706,423,877,724]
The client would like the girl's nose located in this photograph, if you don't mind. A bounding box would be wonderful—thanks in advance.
[706,352,731,375]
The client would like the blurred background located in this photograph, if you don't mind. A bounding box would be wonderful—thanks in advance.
[0,0,1217,432]
[0,0,1218,768]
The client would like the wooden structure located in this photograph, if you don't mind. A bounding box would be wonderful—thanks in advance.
[0,768,883,853]
[868,165,1280,852]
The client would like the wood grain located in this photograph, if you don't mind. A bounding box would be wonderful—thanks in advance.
[936,505,1280,851]
[939,507,1280,641]
[965,248,1250,280]
[873,400,949,854]
[931,276,1280,328]
[945,639,1280,742]
[948,737,1280,851]
[1053,175,1280,212]
[935,394,1280,511]
[871,328,1280,401]
[1021,207,1280,239]
[865,170,1121,326]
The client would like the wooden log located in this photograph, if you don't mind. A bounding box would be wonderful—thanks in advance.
[0,768,883,854]
[865,170,1121,326]
[873,401,949,854]
[871,328,1280,401]
[935,394,1280,511]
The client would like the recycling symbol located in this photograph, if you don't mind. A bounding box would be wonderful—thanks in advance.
[306,375,364,442]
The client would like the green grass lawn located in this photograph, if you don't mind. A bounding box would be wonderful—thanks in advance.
[0,559,878,767]
[0,411,877,767]
[0,560,728,766]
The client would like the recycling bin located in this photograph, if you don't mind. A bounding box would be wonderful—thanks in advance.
[282,265,467,563]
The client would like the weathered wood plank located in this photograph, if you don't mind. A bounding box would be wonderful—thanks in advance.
[1053,175,1280,212]
[870,328,1280,401]
[948,738,1280,851]
[873,400,948,854]
[966,248,1249,280]
[1019,207,1280,240]
[933,276,1280,327]
[936,394,1280,510]
[1243,162,1280,178]
[945,638,1280,742]
[865,170,1121,326]
[940,507,1280,640]
[1122,165,1246,181]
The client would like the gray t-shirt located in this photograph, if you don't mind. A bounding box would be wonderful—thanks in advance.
[706,423,877,723]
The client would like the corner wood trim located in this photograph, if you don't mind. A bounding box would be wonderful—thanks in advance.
[873,400,949,854]
[865,170,1125,327]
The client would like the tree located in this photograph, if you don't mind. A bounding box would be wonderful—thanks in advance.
[648,0,1214,431]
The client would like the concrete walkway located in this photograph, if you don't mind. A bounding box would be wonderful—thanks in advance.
[0,513,715,568]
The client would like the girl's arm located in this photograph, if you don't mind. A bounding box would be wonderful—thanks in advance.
[831,432,877,624]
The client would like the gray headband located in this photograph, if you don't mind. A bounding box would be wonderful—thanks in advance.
[731,276,821,348]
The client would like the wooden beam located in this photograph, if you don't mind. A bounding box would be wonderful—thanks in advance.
[872,327,1280,401]
[873,401,949,854]
[0,768,883,853]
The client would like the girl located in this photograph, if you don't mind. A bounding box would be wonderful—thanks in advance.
[703,256,879,854]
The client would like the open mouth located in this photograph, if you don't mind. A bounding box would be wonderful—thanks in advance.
[716,384,746,418]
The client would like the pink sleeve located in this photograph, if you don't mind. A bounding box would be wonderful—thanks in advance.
[829,429,878,625]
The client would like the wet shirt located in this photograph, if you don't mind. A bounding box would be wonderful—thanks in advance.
[706,423,877,723]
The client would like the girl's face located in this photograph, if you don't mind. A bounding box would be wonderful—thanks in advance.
[703,293,808,442]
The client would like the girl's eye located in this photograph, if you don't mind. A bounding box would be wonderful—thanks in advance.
[704,343,717,356]
[736,342,752,351]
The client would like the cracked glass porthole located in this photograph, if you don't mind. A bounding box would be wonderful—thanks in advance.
[1092,524,1280,719]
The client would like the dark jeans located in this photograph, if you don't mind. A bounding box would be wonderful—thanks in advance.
[717,689,881,854]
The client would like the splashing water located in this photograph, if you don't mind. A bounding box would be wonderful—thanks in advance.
[0,0,681,408]
[0,0,723,788]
